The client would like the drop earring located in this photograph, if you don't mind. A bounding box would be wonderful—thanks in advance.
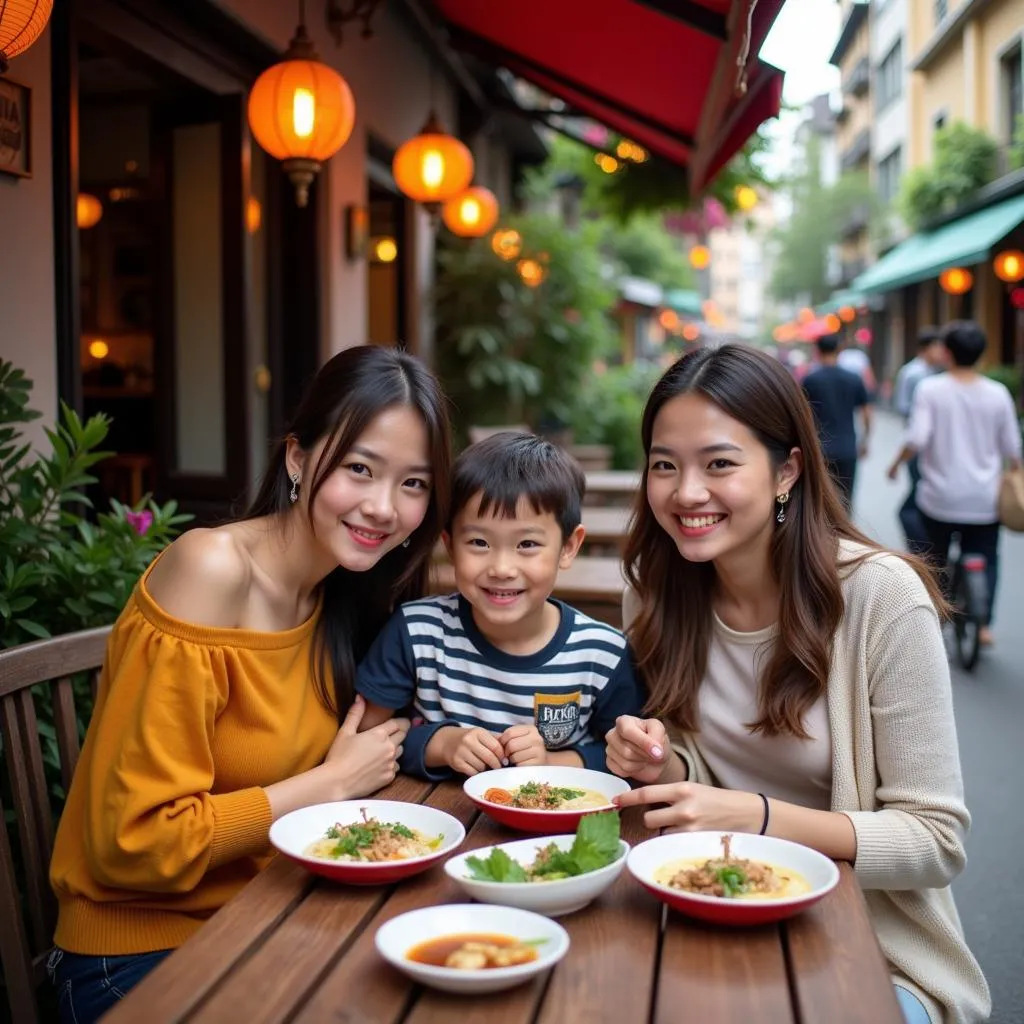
[402,538,411,548]
[289,474,300,503]
[776,491,790,523]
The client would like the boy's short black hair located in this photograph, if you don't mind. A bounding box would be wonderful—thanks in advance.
[941,320,987,367]
[918,325,941,348]
[816,334,840,355]
[448,432,586,541]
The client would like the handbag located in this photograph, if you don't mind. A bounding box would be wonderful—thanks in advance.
[998,467,1024,532]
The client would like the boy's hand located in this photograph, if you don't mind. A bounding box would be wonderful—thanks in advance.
[446,727,505,775]
[500,724,548,767]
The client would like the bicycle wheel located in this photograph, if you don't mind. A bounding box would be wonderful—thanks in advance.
[952,560,986,672]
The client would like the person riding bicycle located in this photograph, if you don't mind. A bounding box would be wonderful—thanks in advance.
[887,320,1022,647]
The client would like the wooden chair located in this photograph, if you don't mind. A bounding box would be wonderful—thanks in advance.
[0,627,110,1024]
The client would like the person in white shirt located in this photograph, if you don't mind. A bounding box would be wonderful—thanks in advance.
[888,320,1023,645]
[891,328,947,554]
[837,340,877,395]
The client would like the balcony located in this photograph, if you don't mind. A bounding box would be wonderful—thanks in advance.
[839,203,871,239]
[840,128,871,171]
[843,57,870,98]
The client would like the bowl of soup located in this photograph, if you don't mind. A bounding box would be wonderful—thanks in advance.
[270,800,465,884]
[463,767,630,833]
[627,831,840,926]
[375,904,570,994]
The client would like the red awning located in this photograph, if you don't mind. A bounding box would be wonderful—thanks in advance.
[434,0,786,193]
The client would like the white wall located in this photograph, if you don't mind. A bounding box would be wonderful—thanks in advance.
[0,29,56,452]
[212,0,459,359]
[871,0,907,166]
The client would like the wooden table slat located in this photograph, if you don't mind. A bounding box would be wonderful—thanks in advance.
[785,863,903,1024]
[103,775,434,1024]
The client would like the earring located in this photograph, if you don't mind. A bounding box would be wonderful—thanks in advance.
[776,491,790,524]
[289,474,300,503]
[402,538,411,549]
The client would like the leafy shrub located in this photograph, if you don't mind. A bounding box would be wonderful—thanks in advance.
[0,360,189,812]
[567,362,663,470]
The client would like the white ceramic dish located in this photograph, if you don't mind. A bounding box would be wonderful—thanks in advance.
[627,831,840,926]
[269,800,465,884]
[444,834,630,916]
[374,903,569,994]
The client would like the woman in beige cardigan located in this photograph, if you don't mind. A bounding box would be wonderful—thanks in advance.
[609,345,989,1024]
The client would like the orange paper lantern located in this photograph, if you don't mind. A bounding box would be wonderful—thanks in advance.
[734,185,758,212]
[491,228,522,261]
[689,245,711,270]
[76,193,103,230]
[442,186,499,238]
[247,17,355,207]
[993,250,1024,284]
[393,112,473,207]
[938,267,973,295]
[838,305,856,323]
[517,258,546,288]
[0,0,53,73]
[824,313,842,333]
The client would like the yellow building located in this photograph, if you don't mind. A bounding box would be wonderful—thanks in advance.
[830,0,873,286]
[854,0,1024,378]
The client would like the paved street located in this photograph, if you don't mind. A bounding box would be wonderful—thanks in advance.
[855,411,1024,1024]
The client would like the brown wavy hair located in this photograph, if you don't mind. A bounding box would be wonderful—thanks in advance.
[624,344,944,738]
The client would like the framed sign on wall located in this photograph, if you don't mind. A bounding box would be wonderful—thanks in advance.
[0,77,31,178]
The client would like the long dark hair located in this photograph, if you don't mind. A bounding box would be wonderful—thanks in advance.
[246,346,451,720]
[624,344,944,738]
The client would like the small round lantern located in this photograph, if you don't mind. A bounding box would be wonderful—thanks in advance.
[517,258,546,288]
[76,193,103,230]
[247,13,355,207]
[393,112,473,208]
[0,0,53,74]
[939,267,973,295]
[442,186,499,238]
[734,185,758,212]
[491,229,522,261]
[993,250,1024,284]
[838,305,856,323]
[689,245,711,270]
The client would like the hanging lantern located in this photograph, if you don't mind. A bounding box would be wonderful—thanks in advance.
[491,228,522,261]
[838,305,856,323]
[246,197,262,234]
[594,153,620,174]
[372,236,398,263]
[442,186,499,238]
[393,112,473,208]
[939,267,973,295]
[658,309,680,331]
[689,245,710,270]
[517,258,546,288]
[682,323,700,342]
[0,0,53,74]
[734,185,758,212]
[993,250,1024,284]
[247,5,356,208]
[76,193,103,230]
[824,313,842,333]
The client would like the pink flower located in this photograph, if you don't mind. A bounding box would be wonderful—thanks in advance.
[125,509,154,536]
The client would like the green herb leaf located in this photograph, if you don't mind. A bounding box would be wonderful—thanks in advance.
[465,848,530,883]
[567,811,621,874]
[716,866,749,898]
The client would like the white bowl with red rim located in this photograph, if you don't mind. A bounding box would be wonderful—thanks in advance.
[463,766,629,833]
[627,831,840,926]
[269,799,465,884]
[375,903,569,994]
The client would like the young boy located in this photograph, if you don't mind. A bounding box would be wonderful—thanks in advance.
[356,432,642,779]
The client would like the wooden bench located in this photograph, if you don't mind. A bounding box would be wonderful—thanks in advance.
[430,556,626,628]
[0,627,111,1024]
[583,470,641,507]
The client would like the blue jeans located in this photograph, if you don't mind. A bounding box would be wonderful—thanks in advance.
[47,947,172,1024]
[895,983,932,1023]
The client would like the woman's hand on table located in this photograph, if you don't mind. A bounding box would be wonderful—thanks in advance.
[605,715,682,784]
[613,781,764,834]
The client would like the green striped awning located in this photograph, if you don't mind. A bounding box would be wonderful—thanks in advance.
[852,192,1024,294]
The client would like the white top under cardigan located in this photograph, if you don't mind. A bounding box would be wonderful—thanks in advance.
[624,542,990,1024]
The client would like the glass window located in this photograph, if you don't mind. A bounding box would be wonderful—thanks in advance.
[1001,42,1023,142]
[877,147,902,205]
[876,40,904,112]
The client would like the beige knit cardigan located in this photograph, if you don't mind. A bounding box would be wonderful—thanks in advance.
[624,544,990,1023]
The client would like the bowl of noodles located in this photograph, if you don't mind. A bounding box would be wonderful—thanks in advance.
[463,766,630,833]
[270,800,465,884]
[627,831,840,926]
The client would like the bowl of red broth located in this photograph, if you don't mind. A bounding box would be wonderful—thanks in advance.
[375,904,570,994]
[269,800,465,884]
[627,831,840,926]
[463,766,629,833]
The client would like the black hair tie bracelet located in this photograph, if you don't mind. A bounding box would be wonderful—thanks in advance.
[757,792,770,836]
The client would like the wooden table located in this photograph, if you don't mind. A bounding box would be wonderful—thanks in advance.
[430,557,626,627]
[583,470,641,507]
[107,779,902,1024]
